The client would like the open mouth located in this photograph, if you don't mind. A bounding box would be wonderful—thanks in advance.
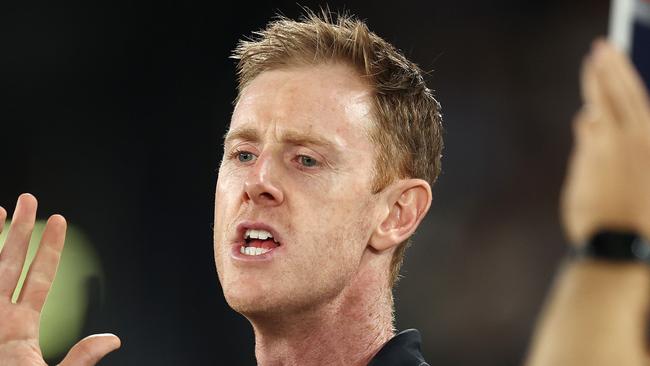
[240,228,281,256]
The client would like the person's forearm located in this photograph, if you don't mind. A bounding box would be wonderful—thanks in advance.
[526,260,650,366]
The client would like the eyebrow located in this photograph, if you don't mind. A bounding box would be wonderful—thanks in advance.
[224,127,339,152]
[223,127,258,146]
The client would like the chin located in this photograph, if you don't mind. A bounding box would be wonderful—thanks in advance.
[224,287,285,316]
[221,272,272,308]
[223,280,321,320]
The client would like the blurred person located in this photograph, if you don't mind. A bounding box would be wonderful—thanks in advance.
[0,10,441,366]
[525,39,650,366]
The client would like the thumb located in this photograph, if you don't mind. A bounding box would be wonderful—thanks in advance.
[58,334,121,366]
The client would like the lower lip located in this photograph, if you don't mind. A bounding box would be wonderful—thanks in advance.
[230,242,282,262]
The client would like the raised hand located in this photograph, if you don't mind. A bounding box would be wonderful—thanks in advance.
[561,39,650,244]
[527,40,650,366]
[0,194,120,366]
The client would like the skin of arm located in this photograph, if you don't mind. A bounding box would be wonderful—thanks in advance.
[527,261,650,366]
[526,40,650,366]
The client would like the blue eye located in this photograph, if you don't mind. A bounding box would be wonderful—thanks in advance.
[298,155,318,167]
[238,152,256,163]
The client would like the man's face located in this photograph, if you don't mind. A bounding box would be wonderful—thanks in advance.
[214,63,380,316]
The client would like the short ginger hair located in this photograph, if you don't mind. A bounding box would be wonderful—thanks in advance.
[231,9,444,287]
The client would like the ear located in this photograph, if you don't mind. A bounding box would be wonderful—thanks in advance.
[369,179,432,252]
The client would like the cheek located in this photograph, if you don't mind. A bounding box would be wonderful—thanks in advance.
[214,172,243,266]
[288,211,371,297]
[313,187,372,231]
[299,193,374,261]
[215,170,243,218]
[216,166,240,196]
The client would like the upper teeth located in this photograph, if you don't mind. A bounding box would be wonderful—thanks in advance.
[245,229,276,242]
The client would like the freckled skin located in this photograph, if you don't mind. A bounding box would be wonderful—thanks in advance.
[213,63,381,319]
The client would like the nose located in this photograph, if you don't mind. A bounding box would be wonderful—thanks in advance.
[243,153,284,206]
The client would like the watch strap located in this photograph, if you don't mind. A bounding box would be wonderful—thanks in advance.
[571,231,650,263]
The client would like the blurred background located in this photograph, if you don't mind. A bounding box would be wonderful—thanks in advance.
[0,0,611,364]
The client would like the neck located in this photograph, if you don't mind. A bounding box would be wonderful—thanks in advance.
[248,265,395,366]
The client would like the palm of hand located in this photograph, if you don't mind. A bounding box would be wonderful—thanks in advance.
[0,301,45,366]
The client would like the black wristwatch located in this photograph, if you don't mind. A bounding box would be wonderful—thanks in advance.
[571,231,650,263]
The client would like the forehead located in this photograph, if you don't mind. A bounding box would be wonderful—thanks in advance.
[230,63,374,143]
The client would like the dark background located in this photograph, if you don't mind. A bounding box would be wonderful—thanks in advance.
[1,0,610,365]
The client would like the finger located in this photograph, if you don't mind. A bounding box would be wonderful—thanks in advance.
[0,206,6,234]
[0,193,38,299]
[581,51,599,104]
[572,105,610,145]
[59,334,121,366]
[580,49,617,127]
[602,41,650,126]
[591,40,648,127]
[18,214,67,312]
